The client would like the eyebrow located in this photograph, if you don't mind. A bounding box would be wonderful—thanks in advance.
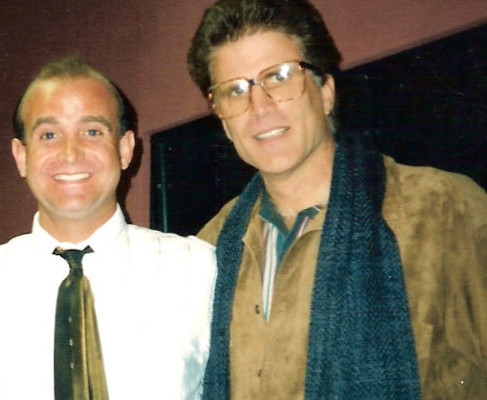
[80,115,113,133]
[29,115,114,133]
[30,116,57,133]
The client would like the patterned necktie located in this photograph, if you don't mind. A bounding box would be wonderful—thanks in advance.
[53,246,109,400]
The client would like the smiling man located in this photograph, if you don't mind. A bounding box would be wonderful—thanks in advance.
[0,56,216,399]
[187,0,487,399]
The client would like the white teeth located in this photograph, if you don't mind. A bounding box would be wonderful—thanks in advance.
[54,173,90,182]
[256,127,287,140]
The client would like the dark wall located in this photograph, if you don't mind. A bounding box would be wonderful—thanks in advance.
[337,24,487,190]
[150,115,255,235]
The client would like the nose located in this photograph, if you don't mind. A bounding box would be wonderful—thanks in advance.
[248,82,276,118]
[58,135,83,163]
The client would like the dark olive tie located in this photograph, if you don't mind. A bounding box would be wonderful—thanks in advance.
[53,246,109,400]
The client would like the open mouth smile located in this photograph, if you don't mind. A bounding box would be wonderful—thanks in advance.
[53,173,90,182]
[256,127,289,140]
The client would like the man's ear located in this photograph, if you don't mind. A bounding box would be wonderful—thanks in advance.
[321,74,336,116]
[11,138,27,177]
[119,130,135,170]
[221,119,233,142]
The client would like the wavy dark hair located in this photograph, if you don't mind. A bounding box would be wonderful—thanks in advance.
[188,0,342,96]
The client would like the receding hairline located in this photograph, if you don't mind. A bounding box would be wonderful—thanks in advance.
[17,74,123,141]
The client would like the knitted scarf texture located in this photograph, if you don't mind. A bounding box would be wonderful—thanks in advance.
[202,132,420,399]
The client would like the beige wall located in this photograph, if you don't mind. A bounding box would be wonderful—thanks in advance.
[0,0,486,242]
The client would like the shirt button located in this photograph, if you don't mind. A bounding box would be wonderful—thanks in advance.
[257,369,262,377]
[255,305,260,314]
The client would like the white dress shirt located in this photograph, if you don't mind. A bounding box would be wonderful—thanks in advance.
[0,205,216,399]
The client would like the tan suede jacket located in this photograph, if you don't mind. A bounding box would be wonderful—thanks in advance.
[198,156,487,400]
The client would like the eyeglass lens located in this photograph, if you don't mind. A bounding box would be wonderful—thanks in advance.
[211,61,306,119]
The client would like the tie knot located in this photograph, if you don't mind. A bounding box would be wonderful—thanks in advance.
[53,246,94,272]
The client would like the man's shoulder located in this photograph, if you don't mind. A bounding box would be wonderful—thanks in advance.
[385,155,486,195]
[122,224,216,282]
[197,197,240,245]
[0,232,32,251]
[0,233,33,265]
[125,223,215,255]
[384,155,487,223]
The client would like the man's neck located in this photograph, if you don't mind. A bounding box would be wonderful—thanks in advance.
[38,206,117,244]
[262,141,335,222]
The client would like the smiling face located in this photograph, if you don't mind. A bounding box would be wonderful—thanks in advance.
[11,76,134,236]
[211,30,336,182]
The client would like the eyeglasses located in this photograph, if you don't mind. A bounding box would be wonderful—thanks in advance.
[208,60,322,119]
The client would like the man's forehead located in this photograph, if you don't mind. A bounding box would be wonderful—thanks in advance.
[26,75,111,101]
[210,30,303,81]
[23,77,116,114]
[21,76,118,135]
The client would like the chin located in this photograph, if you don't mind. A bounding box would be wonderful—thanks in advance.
[43,200,95,218]
[259,159,297,175]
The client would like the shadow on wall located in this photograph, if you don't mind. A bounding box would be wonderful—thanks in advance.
[116,86,141,224]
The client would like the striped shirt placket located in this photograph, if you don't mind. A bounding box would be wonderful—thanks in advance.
[261,223,279,320]
[261,209,319,321]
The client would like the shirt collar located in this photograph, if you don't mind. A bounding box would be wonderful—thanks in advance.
[259,189,322,235]
[31,204,127,254]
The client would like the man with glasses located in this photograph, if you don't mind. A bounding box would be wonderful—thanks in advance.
[187,0,487,399]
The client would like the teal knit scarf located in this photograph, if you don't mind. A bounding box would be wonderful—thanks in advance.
[202,132,420,399]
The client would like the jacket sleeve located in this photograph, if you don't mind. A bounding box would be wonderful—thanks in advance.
[383,156,487,398]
